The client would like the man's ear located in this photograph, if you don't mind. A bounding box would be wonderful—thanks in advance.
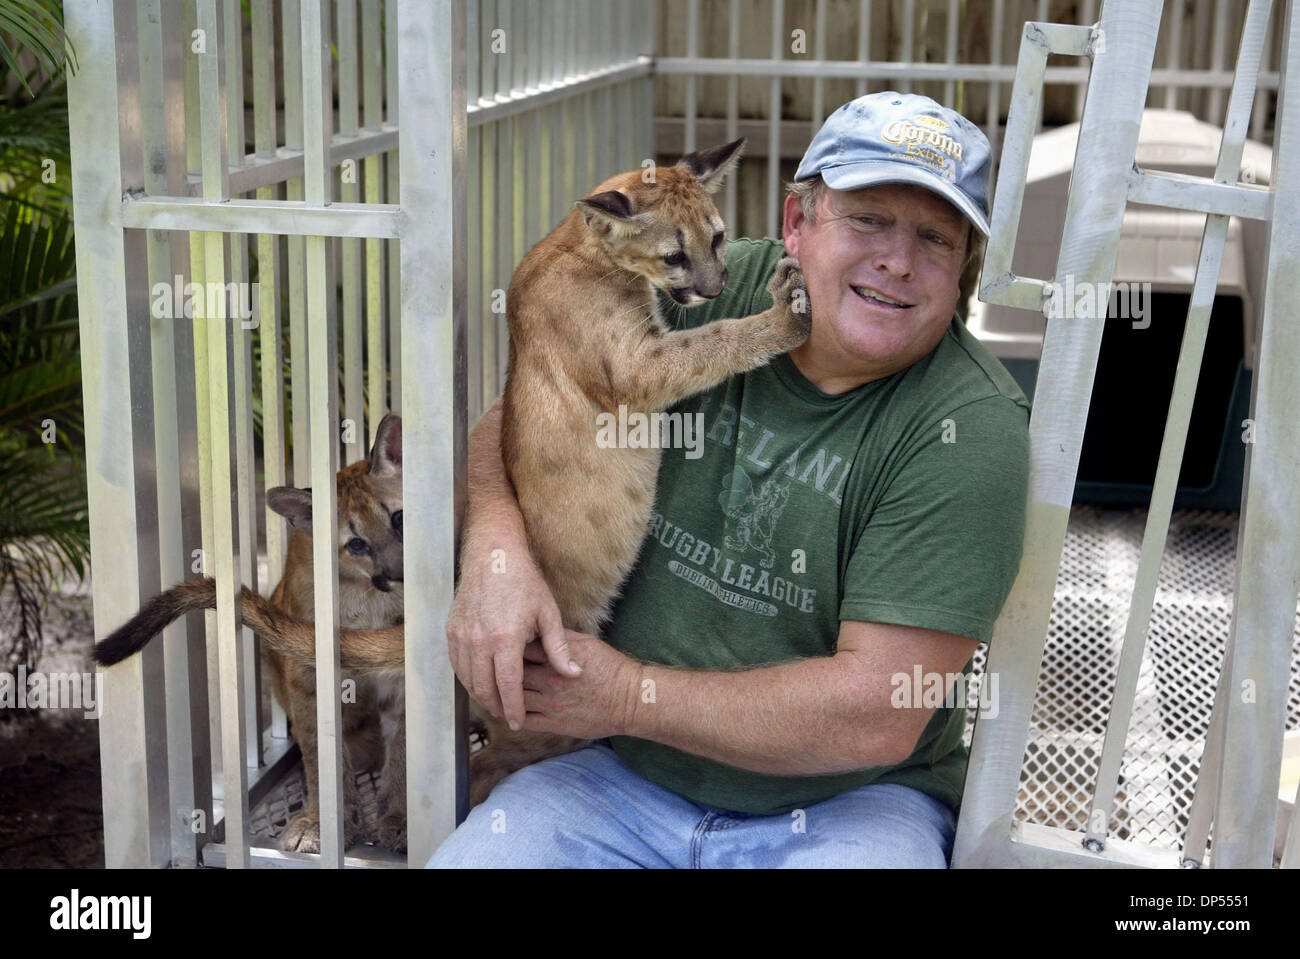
[781,192,806,258]
[575,190,644,238]
[267,487,313,533]
[677,137,745,194]
[369,413,402,478]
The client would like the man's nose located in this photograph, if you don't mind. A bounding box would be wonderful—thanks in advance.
[874,234,917,277]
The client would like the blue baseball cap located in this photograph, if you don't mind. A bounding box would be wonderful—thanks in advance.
[794,91,991,236]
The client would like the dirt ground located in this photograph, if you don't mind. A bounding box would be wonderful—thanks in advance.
[0,582,104,869]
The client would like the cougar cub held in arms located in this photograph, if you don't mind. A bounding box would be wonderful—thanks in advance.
[468,136,811,801]
[92,415,408,854]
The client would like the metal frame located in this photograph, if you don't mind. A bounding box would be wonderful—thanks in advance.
[953,0,1300,868]
[72,0,654,868]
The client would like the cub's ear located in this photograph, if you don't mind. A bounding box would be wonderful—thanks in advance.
[575,190,644,238]
[267,487,313,533]
[676,137,745,194]
[369,413,402,478]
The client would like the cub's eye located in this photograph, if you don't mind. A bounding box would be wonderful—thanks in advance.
[662,251,687,267]
[712,231,724,248]
[346,537,370,555]
[391,510,403,534]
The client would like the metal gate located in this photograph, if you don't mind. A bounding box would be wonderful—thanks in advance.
[68,0,651,868]
[954,0,1300,867]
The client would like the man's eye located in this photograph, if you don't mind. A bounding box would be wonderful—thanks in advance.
[346,537,370,554]
[662,251,687,267]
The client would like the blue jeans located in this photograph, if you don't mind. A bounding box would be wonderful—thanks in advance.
[426,741,955,868]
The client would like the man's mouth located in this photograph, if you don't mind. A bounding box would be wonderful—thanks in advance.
[851,285,911,309]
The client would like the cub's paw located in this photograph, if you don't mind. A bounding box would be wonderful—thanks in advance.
[280,812,322,854]
[280,809,367,854]
[765,256,812,349]
[377,811,407,854]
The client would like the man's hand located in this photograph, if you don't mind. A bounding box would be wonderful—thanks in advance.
[520,630,643,740]
[446,545,582,731]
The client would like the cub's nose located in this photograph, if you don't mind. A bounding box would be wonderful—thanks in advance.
[697,274,727,299]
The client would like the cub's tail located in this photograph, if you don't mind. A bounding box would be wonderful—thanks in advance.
[92,578,406,670]
[91,579,218,666]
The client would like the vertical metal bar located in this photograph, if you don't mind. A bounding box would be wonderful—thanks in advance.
[164,0,213,818]
[986,0,1005,191]
[223,0,262,773]
[468,0,481,103]
[224,0,246,166]
[953,0,1164,869]
[139,0,212,868]
[1214,0,1300,869]
[1085,0,1274,854]
[1193,0,1214,118]
[70,0,169,869]
[944,0,959,107]
[283,0,311,484]
[481,120,498,404]
[526,0,539,91]
[251,0,288,742]
[812,0,827,128]
[483,0,498,101]
[685,0,698,154]
[196,0,250,869]
[301,0,345,868]
[340,0,365,460]
[181,0,226,786]
[768,0,784,237]
[725,0,739,229]
[363,0,387,442]
[397,0,467,862]
[468,122,483,422]
[1164,0,1185,109]
[386,0,402,413]
[899,0,914,94]
[1207,0,1233,123]
[857,0,871,97]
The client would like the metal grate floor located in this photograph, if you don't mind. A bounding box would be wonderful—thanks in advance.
[964,505,1300,854]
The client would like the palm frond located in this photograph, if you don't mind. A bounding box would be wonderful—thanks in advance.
[0,0,75,95]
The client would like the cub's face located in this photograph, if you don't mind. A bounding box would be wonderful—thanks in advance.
[576,138,746,307]
[267,413,404,594]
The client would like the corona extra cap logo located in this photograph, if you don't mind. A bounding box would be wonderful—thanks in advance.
[879,115,965,167]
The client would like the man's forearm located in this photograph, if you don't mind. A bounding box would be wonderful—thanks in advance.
[463,400,530,558]
[622,651,917,777]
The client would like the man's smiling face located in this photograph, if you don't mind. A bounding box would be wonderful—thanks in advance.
[781,181,973,394]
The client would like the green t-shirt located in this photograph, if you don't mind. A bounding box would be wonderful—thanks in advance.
[603,236,1031,815]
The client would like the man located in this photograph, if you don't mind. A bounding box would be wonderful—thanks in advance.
[429,92,1029,868]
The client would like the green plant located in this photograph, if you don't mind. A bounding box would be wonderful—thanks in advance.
[0,0,84,671]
